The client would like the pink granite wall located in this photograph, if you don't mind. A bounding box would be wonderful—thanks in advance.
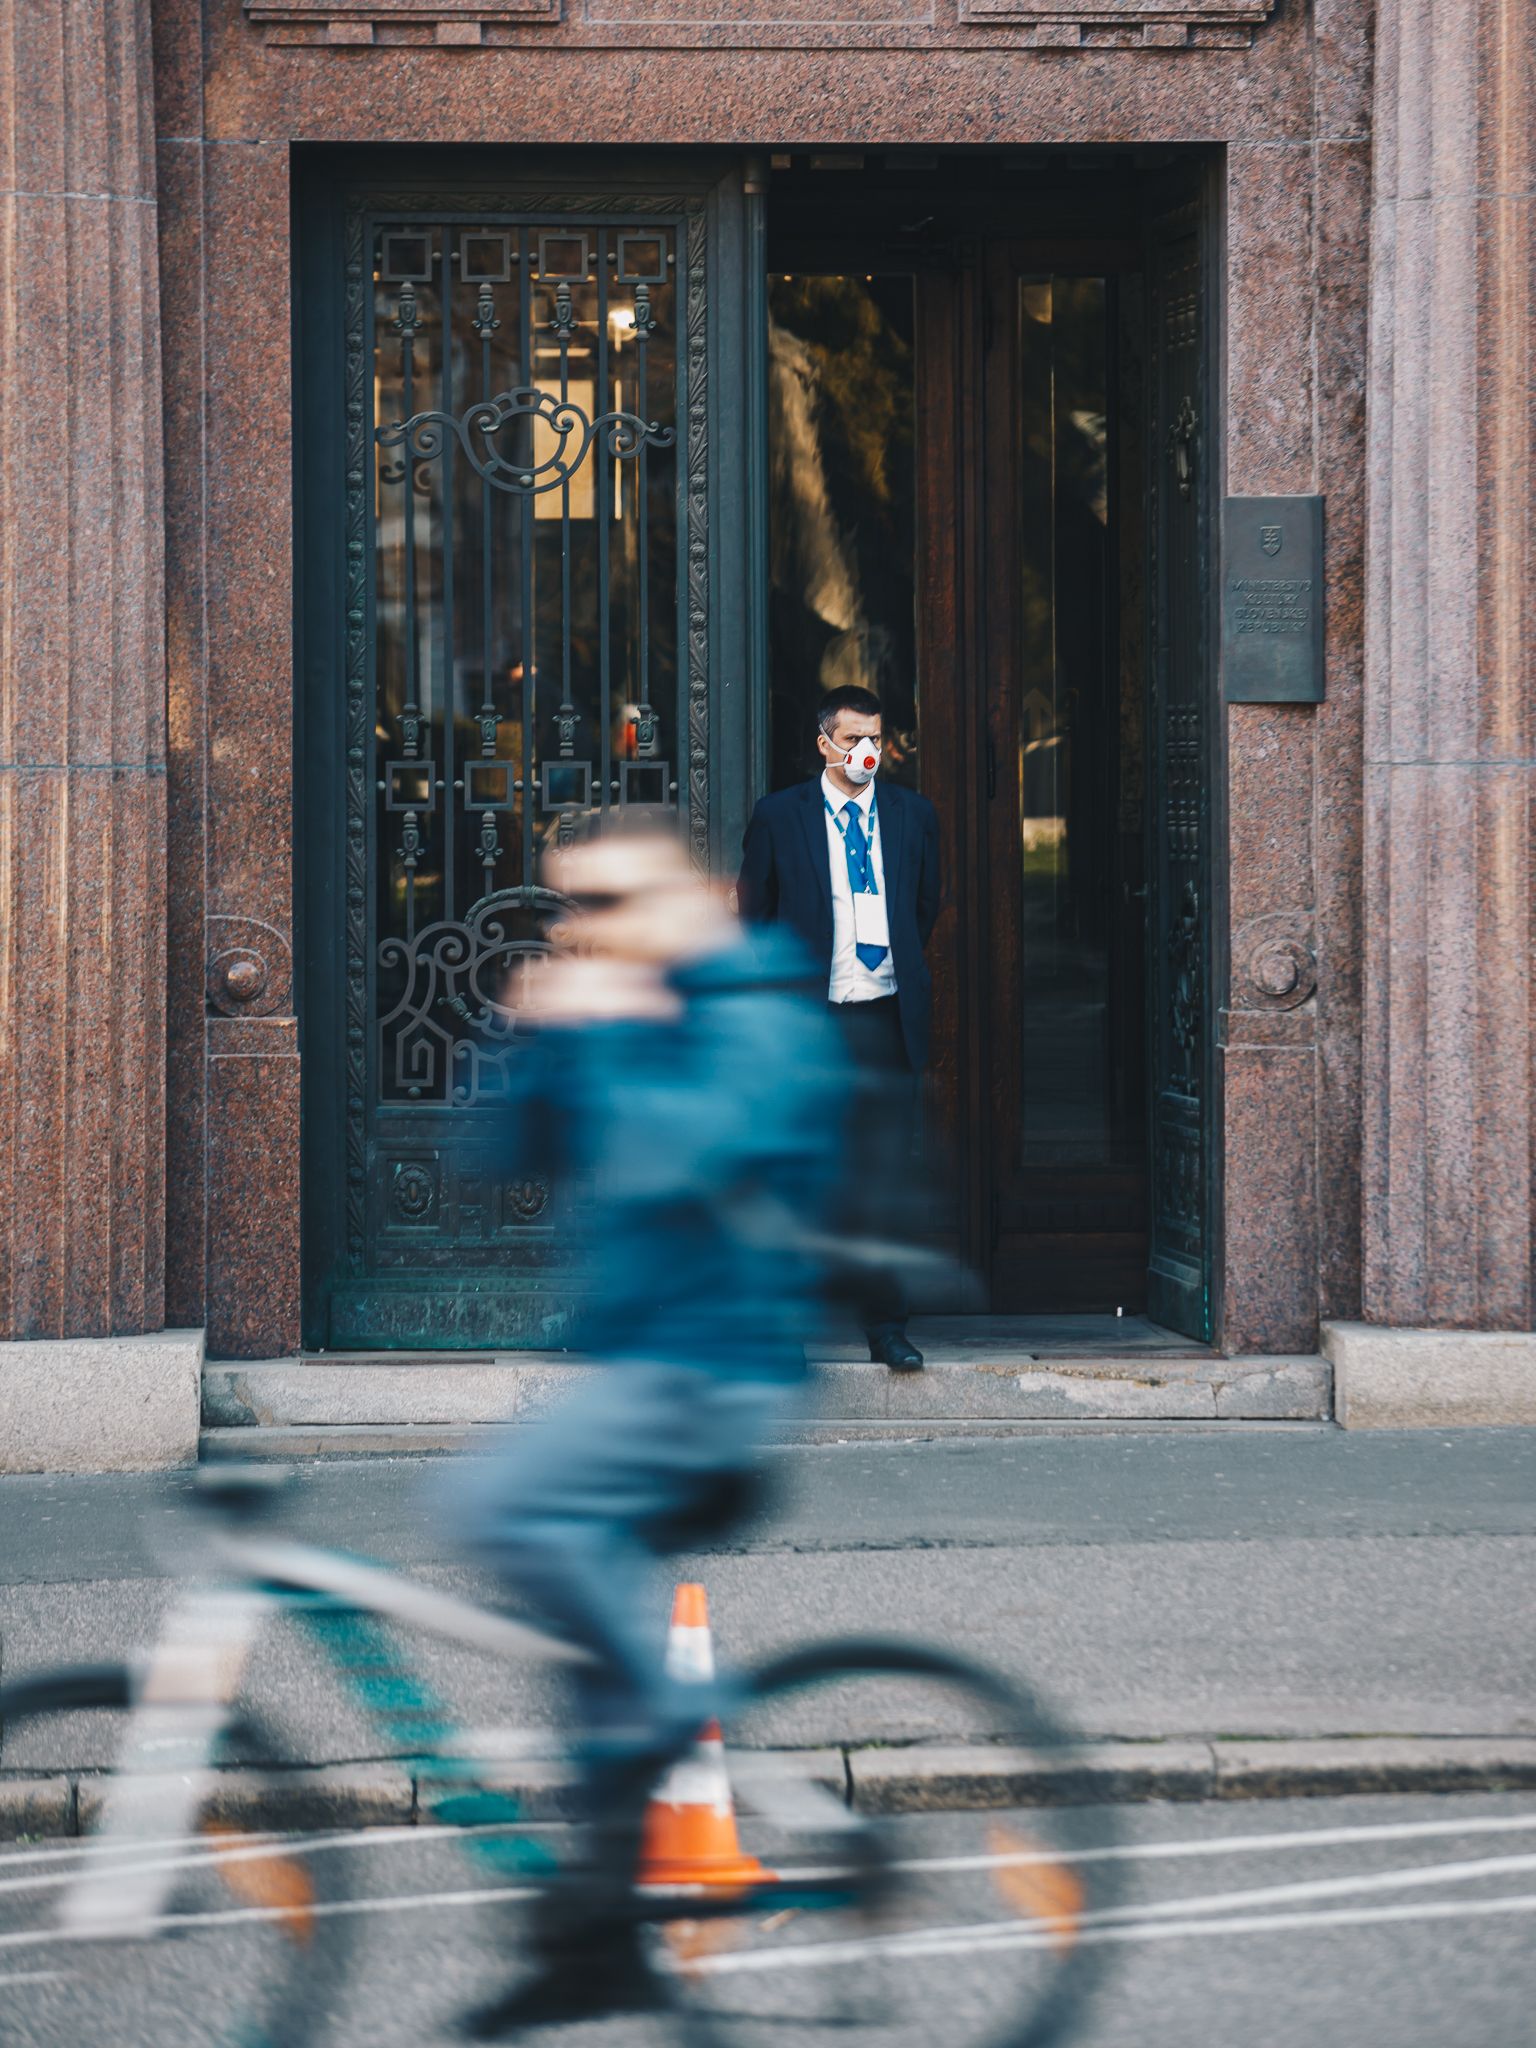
[1,0,167,1339]
[1362,0,1535,1331]
[1219,2,1374,1352]
[151,0,1375,1355]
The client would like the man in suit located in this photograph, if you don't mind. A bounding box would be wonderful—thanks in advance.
[738,683,941,1371]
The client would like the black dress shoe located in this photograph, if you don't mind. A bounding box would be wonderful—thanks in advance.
[868,1332,924,1371]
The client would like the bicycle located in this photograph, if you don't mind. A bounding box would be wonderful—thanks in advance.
[0,1462,1123,2047]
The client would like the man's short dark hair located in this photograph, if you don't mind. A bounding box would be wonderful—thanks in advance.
[817,685,883,737]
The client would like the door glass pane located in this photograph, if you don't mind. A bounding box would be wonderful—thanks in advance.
[767,275,918,789]
[370,219,679,1110]
[1016,276,1137,1166]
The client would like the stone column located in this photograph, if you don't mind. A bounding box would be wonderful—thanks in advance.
[0,0,195,1463]
[1329,0,1536,1422]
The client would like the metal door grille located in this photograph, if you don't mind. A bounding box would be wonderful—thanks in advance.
[1145,209,1214,1342]
[338,190,709,1299]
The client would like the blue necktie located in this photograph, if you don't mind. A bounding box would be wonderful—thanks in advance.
[841,801,888,973]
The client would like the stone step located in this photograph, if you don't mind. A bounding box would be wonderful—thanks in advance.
[201,1415,1331,1460]
[203,1352,1332,1440]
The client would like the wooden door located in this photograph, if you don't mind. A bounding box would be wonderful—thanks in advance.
[765,210,1206,1322]
[917,243,1151,1310]
[976,245,1150,1311]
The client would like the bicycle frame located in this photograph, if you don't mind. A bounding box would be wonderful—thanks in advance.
[55,1523,590,1941]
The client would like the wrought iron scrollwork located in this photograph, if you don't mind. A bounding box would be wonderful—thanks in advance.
[1167,880,1202,1079]
[338,191,709,1300]
[376,385,676,497]
[377,886,568,1108]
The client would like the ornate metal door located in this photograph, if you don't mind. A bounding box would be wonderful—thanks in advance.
[1144,195,1215,1341]
[299,165,752,1349]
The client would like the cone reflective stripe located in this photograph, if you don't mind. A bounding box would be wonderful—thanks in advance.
[664,1582,715,1684]
[637,1584,771,1889]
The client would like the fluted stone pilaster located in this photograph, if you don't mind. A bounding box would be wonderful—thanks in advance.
[0,0,167,1336]
[1363,0,1535,1328]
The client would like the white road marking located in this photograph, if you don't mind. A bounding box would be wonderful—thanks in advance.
[695,1890,1536,1973]
[3,1803,1535,1906]
[0,1828,426,1899]
[1087,1845,1536,1928]
[0,1820,547,1896]
[0,1882,541,1954]
[871,1807,1536,1878]
[3,1869,1536,1975]
[686,1850,1536,1975]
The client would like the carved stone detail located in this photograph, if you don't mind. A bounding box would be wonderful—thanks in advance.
[1234,911,1317,1013]
[958,0,1277,46]
[245,0,1276,49]
[207,916,293,1018]
[247,0,558,46]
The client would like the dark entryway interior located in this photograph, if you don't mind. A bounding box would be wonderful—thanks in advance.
[297,146,1214,1352]
[765,153,1189,1317]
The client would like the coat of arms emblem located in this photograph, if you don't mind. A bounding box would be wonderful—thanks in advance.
[1260,525,1283,556]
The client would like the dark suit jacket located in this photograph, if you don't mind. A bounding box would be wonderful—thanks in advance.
[738,776,942,1072]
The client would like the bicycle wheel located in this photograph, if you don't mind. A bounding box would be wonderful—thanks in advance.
[0,1665,355,2048]
[642,1639,1124,2048]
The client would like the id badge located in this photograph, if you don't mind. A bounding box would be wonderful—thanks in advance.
[852,889,890,950]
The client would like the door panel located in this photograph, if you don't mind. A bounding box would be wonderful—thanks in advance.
[1144,200,1216,1341]
[981,252,1150,1311]
[765,234,1160,1314]
[299,164,751,1349]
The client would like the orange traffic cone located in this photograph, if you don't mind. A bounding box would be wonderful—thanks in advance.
[636,1583,771,1888]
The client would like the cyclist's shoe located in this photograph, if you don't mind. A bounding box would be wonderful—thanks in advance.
[459,1927,666,2036]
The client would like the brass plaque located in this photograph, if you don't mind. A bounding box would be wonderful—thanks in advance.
[1222,495,1324,704]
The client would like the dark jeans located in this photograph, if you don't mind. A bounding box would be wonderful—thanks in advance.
[827,995,918,1344]
[448,1363,798,1768]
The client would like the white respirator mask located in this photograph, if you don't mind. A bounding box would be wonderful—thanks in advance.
[838,739,882,786]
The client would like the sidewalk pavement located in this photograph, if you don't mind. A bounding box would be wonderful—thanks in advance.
[1,1427,1533,1832]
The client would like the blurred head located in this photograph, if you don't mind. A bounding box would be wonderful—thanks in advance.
[816,685,883,794]
[543,823,730,967]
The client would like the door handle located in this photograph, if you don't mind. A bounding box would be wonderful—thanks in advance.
[986,732,997,801]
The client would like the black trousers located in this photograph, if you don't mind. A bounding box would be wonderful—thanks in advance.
[826,995,918,1343]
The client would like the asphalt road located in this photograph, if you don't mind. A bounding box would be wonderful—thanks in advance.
[1,1430,1532,1765]
[2,1792,1532,2046]
[5,1427,1535,1585]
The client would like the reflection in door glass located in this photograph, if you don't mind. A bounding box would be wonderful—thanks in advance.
[1017,277,1137,1166]
[767,276,917,790]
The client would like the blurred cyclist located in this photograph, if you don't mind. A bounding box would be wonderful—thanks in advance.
[447,822,847,2028]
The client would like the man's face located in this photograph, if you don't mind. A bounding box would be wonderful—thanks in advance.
[818,713,883,778]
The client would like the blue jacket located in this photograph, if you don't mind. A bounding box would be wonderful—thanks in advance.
[738,776,942,1072]
[507,927,846,1378]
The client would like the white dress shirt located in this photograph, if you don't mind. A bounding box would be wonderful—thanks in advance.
[822,770,898,1004]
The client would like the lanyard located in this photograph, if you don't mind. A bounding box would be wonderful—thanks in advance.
[825,792,880,891]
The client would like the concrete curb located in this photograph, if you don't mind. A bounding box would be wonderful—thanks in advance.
[5,1736,1533,1839]
[848,1735,1536,1812]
